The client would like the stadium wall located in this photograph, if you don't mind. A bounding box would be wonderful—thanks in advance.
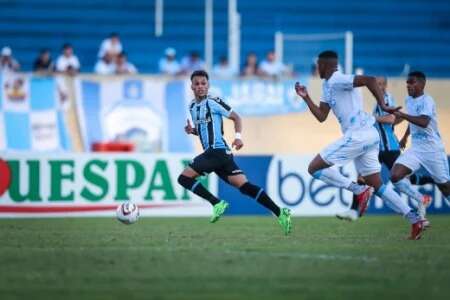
[0,153,448,218]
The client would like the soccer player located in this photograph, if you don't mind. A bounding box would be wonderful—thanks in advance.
[390,71,450,211]
[337,76,431,222]
[177,70,292,235]
[294,50,424,240]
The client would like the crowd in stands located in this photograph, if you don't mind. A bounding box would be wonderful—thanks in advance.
[1,32,294,78]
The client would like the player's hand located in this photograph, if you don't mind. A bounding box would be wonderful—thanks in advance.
[295,82,309,99]
[382,105,402,114]
[184,119,195,135]
[232,138,244,151]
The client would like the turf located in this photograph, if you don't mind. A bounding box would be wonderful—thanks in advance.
[1,216,449,300]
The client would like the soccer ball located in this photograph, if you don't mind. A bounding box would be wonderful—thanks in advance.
[116,202,140,224]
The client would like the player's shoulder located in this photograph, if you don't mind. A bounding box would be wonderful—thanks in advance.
[189,99,196,109]
[423,94,435,104]
[208,95,231,109]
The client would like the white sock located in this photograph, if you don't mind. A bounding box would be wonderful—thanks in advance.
[393,179,423,205]
[376,182,411,216]
[312,168,352,190]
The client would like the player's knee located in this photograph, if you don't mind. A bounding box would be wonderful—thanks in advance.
[178,174,193,188]
[239,182,260,198]
[390,170,402,183]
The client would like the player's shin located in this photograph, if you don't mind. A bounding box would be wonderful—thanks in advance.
[178,175,220,205]
[239,182,281,216]
[376,182,419,224]
[393,179,423,205]
[312,168,363,193]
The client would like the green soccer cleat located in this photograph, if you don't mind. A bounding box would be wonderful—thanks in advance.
[278,208,292,235]
[210,200,229,223]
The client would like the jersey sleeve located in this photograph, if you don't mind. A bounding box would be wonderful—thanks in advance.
[331,73,354,91]
[209,97,233,117]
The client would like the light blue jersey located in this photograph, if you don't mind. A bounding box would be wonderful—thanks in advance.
[189,96,233,150]
[373,92,400,151]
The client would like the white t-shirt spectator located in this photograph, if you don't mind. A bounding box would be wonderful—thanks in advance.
[159,58,181,75]
[98,38,123,58]
[259,60,287,77]
[94,60,116,75]
[116,62,137,74]
[56,55,80,72]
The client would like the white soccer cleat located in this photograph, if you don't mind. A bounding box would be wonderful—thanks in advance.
[336,209,359,222]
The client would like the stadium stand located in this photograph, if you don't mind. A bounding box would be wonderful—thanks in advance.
[0,0,449,76]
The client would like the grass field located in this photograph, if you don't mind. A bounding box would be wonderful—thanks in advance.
[1,216,450,300]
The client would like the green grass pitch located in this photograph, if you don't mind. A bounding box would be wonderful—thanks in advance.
[1,216,450,300]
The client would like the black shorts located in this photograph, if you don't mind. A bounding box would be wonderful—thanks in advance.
[189,148,243,180]
[378,150,401,170]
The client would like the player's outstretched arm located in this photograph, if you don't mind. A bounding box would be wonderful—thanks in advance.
[354,76,401,114]
[228,111,244,150]
[393,111,430,128]
[294,82,330,122]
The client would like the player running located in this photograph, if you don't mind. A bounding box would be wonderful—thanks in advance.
[390,71,450,212]
[177,70,292,235]
[337,76,432,222]
[294,50,424,240]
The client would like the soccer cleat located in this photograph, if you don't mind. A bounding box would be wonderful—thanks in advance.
[409,220,425,240]
[278,208,292,235]
[355,186,373,217]
[210,200,229,223]
[336,209,359,221]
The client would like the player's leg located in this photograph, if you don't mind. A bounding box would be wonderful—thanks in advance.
[355,141,424,239]
[309,135,371,196]
[420,150,450,201]
[390,150,430,219]
[177,152,221,206]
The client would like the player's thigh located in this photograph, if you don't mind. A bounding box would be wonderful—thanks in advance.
[420,151,450,184]
[188,150,219,176]
[354,144,381,177]
[214,151,246,187]
[319,135,355,168]
[392,149,421,181]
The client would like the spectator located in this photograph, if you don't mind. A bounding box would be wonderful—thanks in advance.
[33,48,54,74]
[116,52,137,75]
[241,52,260,77]
[0,46,20,73]
[98,32,123,60]
[213,56,236,78]
[259,50,288,78]
[158,47,181,75]
[180,51,205,74]
[94,52,116,75]
[56,43,80,75]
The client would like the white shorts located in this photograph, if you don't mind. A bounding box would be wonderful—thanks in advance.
[395,148,450,184]
[320,127,381,177]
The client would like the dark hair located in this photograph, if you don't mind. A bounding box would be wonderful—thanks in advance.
[110,32,119,38]
[408,71,426,81]
[318,50,338,59]
[190,70,209,81]
[62,43,72,50]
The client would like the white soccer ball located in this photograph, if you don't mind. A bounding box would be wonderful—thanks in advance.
[116,202,140,224]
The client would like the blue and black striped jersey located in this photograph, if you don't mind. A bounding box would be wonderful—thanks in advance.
[189,96,233,150]
[373,92,400,152]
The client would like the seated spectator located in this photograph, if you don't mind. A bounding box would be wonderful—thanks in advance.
[241,52,261,77]
[116,52,137,75]
[94,52,116,75]
[180,51,205,74]
[213,56,236,78]
[98,32,123,60]
[33,48,54,74]
[259,50,288,78]
[56,43,80,75]
[0,46,20,73]
[158,47,181,75]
